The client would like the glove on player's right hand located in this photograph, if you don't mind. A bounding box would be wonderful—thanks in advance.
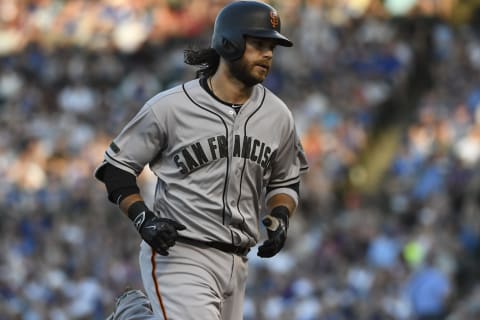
[130,203,186,256]
[257,206,289,258]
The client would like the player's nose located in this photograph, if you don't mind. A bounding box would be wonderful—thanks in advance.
[262,48,273,59]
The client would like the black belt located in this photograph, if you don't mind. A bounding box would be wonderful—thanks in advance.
[177,237,250,256]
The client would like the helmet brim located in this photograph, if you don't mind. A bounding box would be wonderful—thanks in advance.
[244,30,293,47]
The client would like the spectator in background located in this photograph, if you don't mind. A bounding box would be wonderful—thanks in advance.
[405,252,452,320]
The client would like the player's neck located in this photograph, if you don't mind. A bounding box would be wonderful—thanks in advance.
[210,70,252,105]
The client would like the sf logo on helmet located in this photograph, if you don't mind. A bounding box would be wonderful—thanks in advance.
[270,10,279,28]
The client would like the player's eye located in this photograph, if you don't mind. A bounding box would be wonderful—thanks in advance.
[250,39,262,47]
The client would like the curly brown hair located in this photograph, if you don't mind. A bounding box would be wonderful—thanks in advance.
[184,48,220,78]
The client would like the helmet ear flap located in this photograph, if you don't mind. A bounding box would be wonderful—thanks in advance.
[220,37,243,61]
[222,38,234,51]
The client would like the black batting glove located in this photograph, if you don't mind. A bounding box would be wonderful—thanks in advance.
[128,202,186,256]
[257,206,289,258]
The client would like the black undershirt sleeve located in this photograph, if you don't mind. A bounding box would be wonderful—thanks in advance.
[266,182,300,196]
[101,163,140,204]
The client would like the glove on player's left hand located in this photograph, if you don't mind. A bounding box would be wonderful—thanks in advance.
[257,206,289,258]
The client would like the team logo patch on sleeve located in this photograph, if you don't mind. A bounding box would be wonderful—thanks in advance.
[110,142,121,153]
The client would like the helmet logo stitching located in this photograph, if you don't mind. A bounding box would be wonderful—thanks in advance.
[270,11,279,29]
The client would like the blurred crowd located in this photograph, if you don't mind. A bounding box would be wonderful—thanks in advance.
[1,0,480,319]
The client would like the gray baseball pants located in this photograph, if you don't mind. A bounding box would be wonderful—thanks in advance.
[139,239,249,320]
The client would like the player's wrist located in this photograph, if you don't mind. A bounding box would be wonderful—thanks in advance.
[127,201,155,231]
[270,206,290,230]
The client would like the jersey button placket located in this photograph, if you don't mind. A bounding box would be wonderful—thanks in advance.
[226,118,238,220]
[233,119,240,133]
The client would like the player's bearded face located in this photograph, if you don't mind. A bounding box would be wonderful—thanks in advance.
[228,58,264,87]
[228,37,276,87]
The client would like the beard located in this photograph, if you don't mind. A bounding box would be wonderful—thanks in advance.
[227,58,268,87]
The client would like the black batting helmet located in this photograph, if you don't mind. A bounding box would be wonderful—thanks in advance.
[211,1,293,61]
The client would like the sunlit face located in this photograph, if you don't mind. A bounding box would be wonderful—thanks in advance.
[227,37,277,87]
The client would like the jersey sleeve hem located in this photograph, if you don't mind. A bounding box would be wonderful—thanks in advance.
[103,152,140,176]
[268,175,301,188]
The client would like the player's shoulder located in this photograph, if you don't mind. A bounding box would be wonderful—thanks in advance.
[145,80,197,107]
[261,85,293,117]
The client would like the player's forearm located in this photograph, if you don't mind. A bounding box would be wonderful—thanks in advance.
[119,193,145,216]
[266,193,296,217]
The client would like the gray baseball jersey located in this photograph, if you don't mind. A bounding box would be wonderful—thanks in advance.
[98,78,308,248]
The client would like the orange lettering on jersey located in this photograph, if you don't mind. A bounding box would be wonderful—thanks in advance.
[270,11,279,28]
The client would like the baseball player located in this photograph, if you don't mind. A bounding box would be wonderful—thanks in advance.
[96,1,308,319]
